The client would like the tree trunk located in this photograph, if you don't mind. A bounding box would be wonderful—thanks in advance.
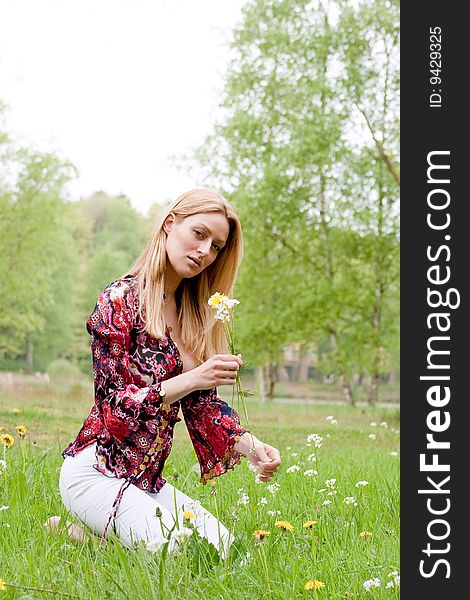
[340,373,355,406]
[277,364,290,383]
[257,367,266,404]
[26,334,34,374]
[369,372,380,405]
[264,363,276,401]
[298,344,311,382]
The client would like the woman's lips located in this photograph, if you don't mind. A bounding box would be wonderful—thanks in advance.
[188,256,201,268]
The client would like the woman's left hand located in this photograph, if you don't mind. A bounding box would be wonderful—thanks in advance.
[236,434,281,482]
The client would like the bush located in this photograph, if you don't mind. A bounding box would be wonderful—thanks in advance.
[46,359,83,385]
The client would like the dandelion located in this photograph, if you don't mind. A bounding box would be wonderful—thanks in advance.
[286,465,300,473]
[208,292,239,321]
[360,531,372,538]
[369,434,376,440]
[0,434,14,448]
[363,577,381,591]
[15,425,27,438]
[305,580,326,590]
[303,520,317,529]
[146,538,168,552]
[355,480,369,487]
[0,578,6,590]
[253,529,270,541]
[325,478,336,488]
[343,497,358,506]
[274,520,294,532]
[304,469,317,477]
[171,526,193,545]
[183,511,195,522]
[306,434,323,448]
[12,408,22,414]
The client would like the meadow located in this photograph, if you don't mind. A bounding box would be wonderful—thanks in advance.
[0,380,400,599]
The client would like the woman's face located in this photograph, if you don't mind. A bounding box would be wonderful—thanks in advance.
[163,212,230,278]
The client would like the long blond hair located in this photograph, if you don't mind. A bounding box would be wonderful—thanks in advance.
[125,188,243,363]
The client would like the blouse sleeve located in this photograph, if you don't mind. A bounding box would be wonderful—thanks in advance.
[87,280,168,444]
[181,388,249,483]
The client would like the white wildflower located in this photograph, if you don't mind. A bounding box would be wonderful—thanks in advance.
[290,452,298,457]
[343,496,358,506]
[327,490,337,496]
[325,478,336,488]
[331,419,338,425]
[258,497,268,506]
[303,469,317,477]
[0,505,9,511]
[390,451,398,456]
[239,550,252,568]
[307,453,317,462]
[306,433,323,448]
[317,488,326,493]
[370,422,377,427]
[326,415,334,421]
[171,526,193,545]
[0,459,6,471]
[386,571,400,588]
[322,500,332,506]
[267,483,280,495]
[286,465,300,473]
[286,446,291,450]
[247,463,258,473]
[363,578,381,591]
[380,421,388,428]
[369,434,376,440]
[146,538,168,552]
[238,493,250,505]
[355,480,369,487]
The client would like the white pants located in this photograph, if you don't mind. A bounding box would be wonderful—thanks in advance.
[59,442,231,558]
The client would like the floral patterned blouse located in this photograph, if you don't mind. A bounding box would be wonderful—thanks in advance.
[62,274,248,542]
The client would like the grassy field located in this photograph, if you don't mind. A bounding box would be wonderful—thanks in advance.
[0,381,400,599]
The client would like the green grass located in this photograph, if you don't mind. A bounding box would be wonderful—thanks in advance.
[0,383,399,599]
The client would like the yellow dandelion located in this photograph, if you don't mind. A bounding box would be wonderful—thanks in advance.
[274,520,294,532]
[360,531,373,538]
[183,511,195,521]
[0,578,5,590]
[15,425,27,438]
[0,434,14,448]
[303,520,318,529]
[253,529,270,541]
[11,408,22,414]
[305,580,326,590]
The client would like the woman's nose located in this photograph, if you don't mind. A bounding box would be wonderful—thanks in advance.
[197,240,211,255]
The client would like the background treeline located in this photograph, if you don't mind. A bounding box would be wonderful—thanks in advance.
[0,0,399,405]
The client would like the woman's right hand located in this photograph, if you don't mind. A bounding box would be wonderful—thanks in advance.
[190,354,243,390]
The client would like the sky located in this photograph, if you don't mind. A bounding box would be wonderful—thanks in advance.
[0,0,246,215]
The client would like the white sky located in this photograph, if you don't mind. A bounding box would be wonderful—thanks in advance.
[0,0,245,215]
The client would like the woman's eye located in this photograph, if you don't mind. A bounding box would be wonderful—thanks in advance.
[212,244,221,252]
[194,230,204,238]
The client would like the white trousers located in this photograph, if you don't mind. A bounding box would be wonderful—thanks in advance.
[59,442,231,558]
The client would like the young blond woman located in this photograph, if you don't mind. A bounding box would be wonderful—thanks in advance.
[46,188,281,558]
